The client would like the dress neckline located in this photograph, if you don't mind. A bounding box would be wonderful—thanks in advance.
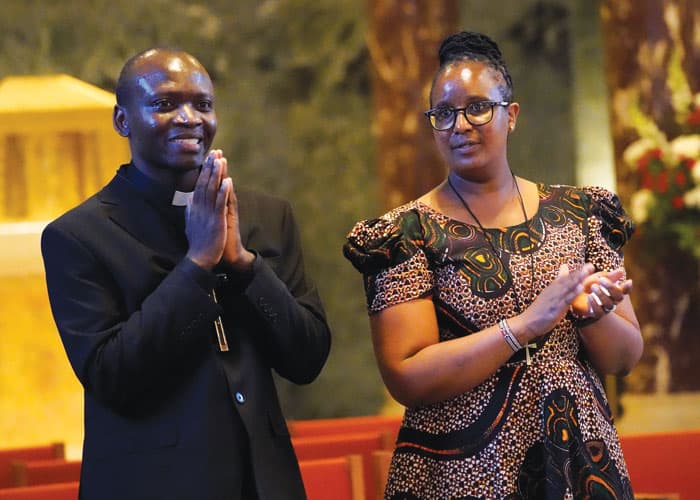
[414,182,546,232]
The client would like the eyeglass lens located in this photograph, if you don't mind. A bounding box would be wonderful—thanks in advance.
[429,102,499,130]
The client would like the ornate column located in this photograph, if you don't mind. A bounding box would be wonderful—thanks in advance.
[368,0,458,210]
[367,0,457,413]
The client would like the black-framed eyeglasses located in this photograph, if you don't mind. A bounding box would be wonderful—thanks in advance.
[424,101,510,131]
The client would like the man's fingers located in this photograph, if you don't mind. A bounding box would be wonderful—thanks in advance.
[216,178,232,214]
[218,156,227,174]
[213,156,226,191]
[226,179,237,214]
[193,156,214,205]
[205,159,223,200]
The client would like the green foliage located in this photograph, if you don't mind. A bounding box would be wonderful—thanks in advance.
[218,0,383,417]
[2,0,383,417]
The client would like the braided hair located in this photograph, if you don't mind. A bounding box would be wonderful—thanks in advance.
[434,31,514,102]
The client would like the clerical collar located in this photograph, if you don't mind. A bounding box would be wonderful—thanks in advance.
[172,190,193,207]
[122,163,194,207]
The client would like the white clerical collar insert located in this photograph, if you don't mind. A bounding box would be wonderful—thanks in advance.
[172,191,193,206]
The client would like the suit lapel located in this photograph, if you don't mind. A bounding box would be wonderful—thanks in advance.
[99,174,185,263]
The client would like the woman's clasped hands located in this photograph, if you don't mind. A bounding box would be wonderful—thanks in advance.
[514,263,594,340]
[569,267,632,323]
[513,263,632,342]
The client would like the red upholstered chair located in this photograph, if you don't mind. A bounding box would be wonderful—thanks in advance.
[299,454,364,500]
[0,482,78,500]
[0,444,64,488]
[10,460,81,487]
[292,431,389,500]
[620,429,700,500]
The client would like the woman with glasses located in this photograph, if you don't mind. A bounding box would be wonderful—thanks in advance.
[344,31,642,499]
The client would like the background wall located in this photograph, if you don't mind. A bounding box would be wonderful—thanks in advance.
[458,0,577,186]
[1,0,697,456]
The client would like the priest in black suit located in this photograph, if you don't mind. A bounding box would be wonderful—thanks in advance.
[41,47,331,500]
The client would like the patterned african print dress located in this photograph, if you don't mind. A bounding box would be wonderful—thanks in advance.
[343,184,636,500]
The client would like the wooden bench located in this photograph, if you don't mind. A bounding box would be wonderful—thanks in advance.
[371,449,393,500]
[0,482,78,500]
[299,454,364,500]
[293,430,390,500]
[288,415,401,444]
[10,460,81,488]
[620,429,699,499]
[0,445,64,489]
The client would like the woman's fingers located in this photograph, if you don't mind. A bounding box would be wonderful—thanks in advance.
[580,273,633,319]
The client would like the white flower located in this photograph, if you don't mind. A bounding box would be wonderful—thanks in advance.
[669,134,700,161]
[683,186,700,209]
[630,189,656,224]
[691,160,700,185]
[622,137,661,167]
[669,134,700,184]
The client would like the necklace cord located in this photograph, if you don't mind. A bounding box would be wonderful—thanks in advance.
[446,173,536,314]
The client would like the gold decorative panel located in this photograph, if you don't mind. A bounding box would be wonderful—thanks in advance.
[0,74,129,456]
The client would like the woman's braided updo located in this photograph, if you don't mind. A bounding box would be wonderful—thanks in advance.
[434,31,514,102]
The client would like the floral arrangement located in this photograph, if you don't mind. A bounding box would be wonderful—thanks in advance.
[622,54,700,258]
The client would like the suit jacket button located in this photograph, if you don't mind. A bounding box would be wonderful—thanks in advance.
[235,392,246,404]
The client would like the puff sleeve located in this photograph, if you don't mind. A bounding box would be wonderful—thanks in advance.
[582,186,636,272]
[343,209,436,314]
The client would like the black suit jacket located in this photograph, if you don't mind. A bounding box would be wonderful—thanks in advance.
[41,166,331,499]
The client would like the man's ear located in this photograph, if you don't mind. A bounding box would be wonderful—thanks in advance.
[113,105,130,137]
